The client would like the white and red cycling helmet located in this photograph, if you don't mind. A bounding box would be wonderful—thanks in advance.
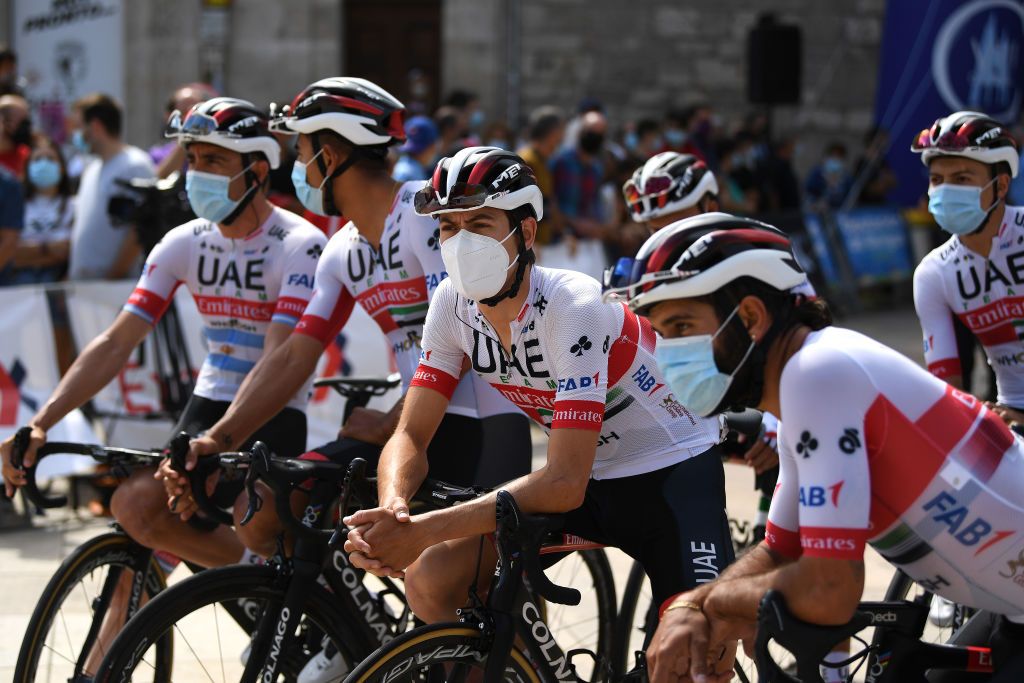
[623,152,719,222]
[602,212,808,314]
[166,97,280,168]
[911,110,1020,178]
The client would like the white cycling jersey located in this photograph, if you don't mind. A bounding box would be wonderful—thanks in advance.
[294,181,515,419]
[125,207,326,409]
[766,326,1024,616]
[914,205,1024,406]
[411,266,721,479]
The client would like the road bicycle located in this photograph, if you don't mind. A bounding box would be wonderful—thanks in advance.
[92,450,616,681]
[345,488,629,683]
[12,375,398,683]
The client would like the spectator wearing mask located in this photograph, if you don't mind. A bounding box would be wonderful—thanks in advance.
[67,93,155,281]
[434,105,466,157]
[664,108,705,161]
[805,142,853,210]
[517,106,566,248]
[393,115,440,182]
[548,110,609,279]
[149,83,217,178]
[2,134,73,285]
[0,165,22,272]
[625,118,663,160]
[715,137,759,214]
[0,94,31,179]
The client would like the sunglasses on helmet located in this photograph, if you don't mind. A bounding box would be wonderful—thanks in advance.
[413,182,495,214]
[622,173,674,203]
[165,110,234,139]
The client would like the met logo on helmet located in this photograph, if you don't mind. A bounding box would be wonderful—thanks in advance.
[228,116,260,133]
[491,163,522,189]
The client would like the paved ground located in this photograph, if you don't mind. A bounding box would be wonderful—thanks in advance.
[0,303,934,681]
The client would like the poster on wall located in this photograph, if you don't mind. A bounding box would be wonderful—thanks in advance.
[875,0,1024,206]
[11,0,124,144]
[0,286,96,482]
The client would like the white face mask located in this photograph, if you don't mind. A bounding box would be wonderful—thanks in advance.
[440,227,521,301]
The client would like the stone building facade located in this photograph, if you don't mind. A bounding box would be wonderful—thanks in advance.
[2,0,887,168]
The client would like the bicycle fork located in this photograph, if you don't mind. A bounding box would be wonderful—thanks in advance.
[241,546,323,682]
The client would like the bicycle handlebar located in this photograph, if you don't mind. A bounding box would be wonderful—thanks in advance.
[755,590,872,683]
[10,427,165,509]
[495,489,582,607]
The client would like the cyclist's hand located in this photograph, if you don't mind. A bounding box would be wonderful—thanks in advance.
[742,438,778,475]
[339,407,391,446]
[986,402,1024,428]
[647,598,714,683]
[187,434,222,471]
[343,508,406,578]
[1,425,46,497]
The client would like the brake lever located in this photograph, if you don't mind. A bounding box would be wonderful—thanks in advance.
[329,458,368,547]
[239,446,267,527]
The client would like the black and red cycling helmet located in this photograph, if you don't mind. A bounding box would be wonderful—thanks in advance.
[911,110,1020,178]
[413,146,544,220]
[270,77,406,152]
[166,97,280,168]
[602,212,807,314]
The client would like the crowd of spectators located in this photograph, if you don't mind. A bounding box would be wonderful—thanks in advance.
[6,39,1020,291]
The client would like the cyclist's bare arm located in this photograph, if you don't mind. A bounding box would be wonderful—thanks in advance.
[1,311,150,492]
[195,331,323,457]
[162,320,293,491]
[703,550,864,625]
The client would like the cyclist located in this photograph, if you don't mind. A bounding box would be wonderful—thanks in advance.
[342,147,734,638]
[1,97,325,672]
[911,111,1022,428]
[182,82,531,553]
[602,213,1024,682]
[623,151,720,231]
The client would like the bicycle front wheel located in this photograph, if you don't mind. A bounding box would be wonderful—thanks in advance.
[14,532,171,683]
[347,623,539,683]
[94,564,362,682]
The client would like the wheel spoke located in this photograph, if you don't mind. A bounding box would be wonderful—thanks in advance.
[173,622,218,682]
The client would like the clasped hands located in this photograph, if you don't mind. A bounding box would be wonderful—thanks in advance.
[342,497,429,578]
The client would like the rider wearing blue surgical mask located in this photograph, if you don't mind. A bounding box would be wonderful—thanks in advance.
[911,111,1024,419]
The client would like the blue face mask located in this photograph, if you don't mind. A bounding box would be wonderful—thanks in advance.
[28,158,61,189]
[823,157,844,176]
[185,164,254,224]
[928,179,999,236]
[468,109,485,131]
[653,306,756,417]
[664,129,687,146]
[71,129,90,155]
[291,150,330,216]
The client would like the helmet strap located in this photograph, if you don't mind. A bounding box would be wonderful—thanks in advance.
[312,132,363,217]
[965,177,1003,236]
[479,222,530,307]
[220,153,261,226]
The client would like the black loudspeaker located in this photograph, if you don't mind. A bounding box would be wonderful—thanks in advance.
[747,15,802,105]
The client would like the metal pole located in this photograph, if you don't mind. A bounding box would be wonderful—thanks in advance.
[505,0,521,131]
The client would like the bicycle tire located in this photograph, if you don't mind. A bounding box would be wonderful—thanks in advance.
[93,564,363,682]
[346,623,539,683]
[14,532,171,683]
[540,548,617,681]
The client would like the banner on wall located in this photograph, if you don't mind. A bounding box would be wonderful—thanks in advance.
[875,0,1024,206]
[11,0,125,144]
[62,280,398,451]
[0,286,96,481]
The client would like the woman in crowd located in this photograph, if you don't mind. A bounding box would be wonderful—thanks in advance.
[2,132,73,284]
